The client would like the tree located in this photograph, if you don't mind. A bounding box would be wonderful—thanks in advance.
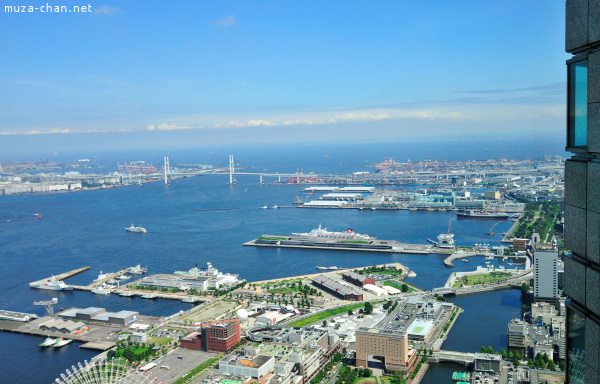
[348,310,353,316]
[401,284,409,292]
[527,358,534,368]
[364,302,373,315]
[501,349,507,359]
[515,352,522,361]
[487,346,494,354]
[429,348,433,356]
[362,368,372,377]
[323,320,327,327]
[480,346,487,353]
[547,360,556,371]
[559,361,566,371]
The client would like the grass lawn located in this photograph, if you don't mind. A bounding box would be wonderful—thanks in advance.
[149,336,172,345]
[354,377,377,384]
[383,280,412,292]
[258,236,288,241]
[461,272,512,285]
[380,378,392,384]
[289,303,366,327]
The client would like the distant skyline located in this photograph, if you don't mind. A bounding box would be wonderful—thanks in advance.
[0,1,567,153]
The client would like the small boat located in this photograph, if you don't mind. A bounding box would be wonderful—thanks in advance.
[461,259,468,263]
[119,291,135,297]
[128,265,147,274]
[181,296,201,303]
[141,293,157,299]
[92,284,111,295]
[260,205,268,209]
[271,205,279,209]
[125,224,146,233]
[39,337,57,347]
[54,337,72,348]
[117,274,130,280]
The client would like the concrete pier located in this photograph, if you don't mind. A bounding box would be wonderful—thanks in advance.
[29,266,90,286]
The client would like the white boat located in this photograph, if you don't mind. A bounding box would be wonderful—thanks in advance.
[141,293,157,299]
[54,337,72,348]
[316,266,340,270]
[128,265,147,274]
[260,205,268,209]
[29,277,73,291]
[119,291,135,297]
[272,205,279,209]
[461,259,469,263]
[92,284,111,295]
[39,337,57,347]
[93,271,110,282]
[485,255,494,261]
[293,224,374,240]
[125,224,146,233]
[117,274,130,280]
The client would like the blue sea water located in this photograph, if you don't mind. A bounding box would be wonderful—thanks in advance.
[0,140,562,383]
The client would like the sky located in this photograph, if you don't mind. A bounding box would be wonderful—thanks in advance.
[0,1,568,154]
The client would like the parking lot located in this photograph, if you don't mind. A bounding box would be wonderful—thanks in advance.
[144,348,216,384]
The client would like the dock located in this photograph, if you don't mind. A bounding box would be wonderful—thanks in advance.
[0,318,115,350]
[244,235,453,255]
[29,266,90,286]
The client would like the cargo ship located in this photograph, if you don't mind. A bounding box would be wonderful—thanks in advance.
[456,211,509,220]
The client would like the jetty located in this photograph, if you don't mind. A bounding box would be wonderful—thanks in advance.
[244,235,453,255]
[29,266,90,286]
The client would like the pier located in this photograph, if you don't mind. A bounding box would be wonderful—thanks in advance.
[244,236,452,255]
[29,266,90,286]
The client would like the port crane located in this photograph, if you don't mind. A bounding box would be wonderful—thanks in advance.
[34,297,58,316]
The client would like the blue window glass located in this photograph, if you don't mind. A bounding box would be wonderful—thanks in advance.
[568,60,588,147]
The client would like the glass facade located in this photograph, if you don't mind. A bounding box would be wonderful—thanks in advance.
[567,308,585,384]
[568,60,588,147]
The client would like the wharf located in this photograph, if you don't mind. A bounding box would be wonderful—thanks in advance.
[244,236,453,255]
[29,266,90,286]
[68,268,132,291]
[0,318,115,350]
[443,252,490,267]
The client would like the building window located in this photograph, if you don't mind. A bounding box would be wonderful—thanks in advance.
[567,307,585,384]
[568,59,588,148]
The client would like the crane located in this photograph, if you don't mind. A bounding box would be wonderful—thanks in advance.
[34,297,58,316]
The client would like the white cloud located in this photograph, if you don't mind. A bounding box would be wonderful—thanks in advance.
[95,5,123,15]
[213,15,236,27]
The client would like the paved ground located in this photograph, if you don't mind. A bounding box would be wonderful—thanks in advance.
[147,348,216,384]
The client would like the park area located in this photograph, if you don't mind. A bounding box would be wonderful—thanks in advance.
[452,272,512,287]
[179,300,240,323]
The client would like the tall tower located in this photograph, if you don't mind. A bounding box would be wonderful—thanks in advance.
[229,155,235,184]
[564,1,600,383]
[164,156,169,184]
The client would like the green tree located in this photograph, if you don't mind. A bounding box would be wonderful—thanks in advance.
[348,310,353,316]
[322,320,327,327]
[487,346,494,354]
[364,302,373,315]
[559,361,566,371]
[515,352,522,361]
[547,360,556,371]
[480,346,487,353]
[508,351,514,359]
[501,349,507,359]
[527,358,534,368]
[401,284,408,292]
[362,368,372,377]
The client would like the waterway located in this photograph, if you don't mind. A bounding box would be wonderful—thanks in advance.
[0,140,559,383]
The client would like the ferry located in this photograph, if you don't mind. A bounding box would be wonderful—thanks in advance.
[125,224,147,233]
[119,291,135,297]
[54,337,73,348]
[316,266,340,270]
[293,225,374,240]
[92,284,111,295]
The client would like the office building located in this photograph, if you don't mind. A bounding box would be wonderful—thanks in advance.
[564,1,600,382]
[533,248,559,306]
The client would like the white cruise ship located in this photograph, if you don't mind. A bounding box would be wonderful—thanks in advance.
[292,225,374,240]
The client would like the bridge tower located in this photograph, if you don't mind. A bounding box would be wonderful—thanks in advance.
[229,155,235,184]
[34,297,58,316]
[164,156,170,184]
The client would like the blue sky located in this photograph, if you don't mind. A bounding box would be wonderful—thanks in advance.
[0,1,567,153]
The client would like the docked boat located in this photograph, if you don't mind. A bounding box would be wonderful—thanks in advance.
[293,225,374,240]
[316,266,340,270]
[141,293,157,299]
[128,265,147,274]
[117,274,130,280]
[181,296,201,303]
[92,284,111,295]
[125,224,147,233]
[119,291,135,297]
[457,211,509,220]
[93,271,110,282]
[54,337,72,348]
[29,277,73,291]
[39,337,57,347]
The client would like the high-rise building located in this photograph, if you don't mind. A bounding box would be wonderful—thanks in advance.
[564,1,600,383]
[533,248,559,306]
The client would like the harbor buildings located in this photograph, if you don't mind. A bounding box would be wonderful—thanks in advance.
[564,1,600,383]
[311,275,363,301]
